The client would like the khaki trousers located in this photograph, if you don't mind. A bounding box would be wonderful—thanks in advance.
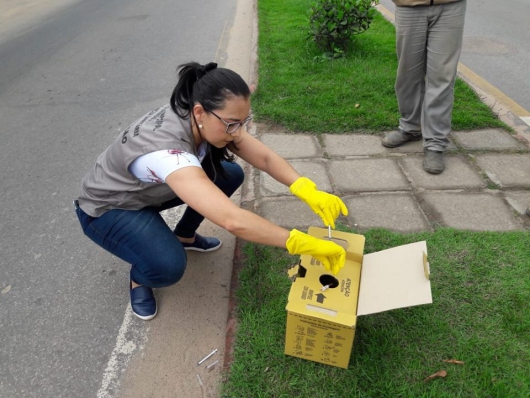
[395,0,466,151]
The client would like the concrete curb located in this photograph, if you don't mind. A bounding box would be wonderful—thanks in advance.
[221,0,261,378]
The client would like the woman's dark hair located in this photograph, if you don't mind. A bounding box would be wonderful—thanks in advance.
[170,61,250,180]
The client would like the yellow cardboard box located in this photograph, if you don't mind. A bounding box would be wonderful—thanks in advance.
[284,226,432,369]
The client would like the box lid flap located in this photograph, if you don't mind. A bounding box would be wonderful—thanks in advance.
[357,241,432,316]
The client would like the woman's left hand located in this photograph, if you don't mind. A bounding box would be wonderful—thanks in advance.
[290,177,348,229]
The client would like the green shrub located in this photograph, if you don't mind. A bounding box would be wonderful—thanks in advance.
[309,0,380,58]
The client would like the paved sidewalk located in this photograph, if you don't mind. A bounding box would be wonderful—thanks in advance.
[245,125,530,233]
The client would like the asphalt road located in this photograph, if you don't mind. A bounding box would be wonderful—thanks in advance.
[377,0,530,114]
[0,0,236,396]
[2,1,527,397]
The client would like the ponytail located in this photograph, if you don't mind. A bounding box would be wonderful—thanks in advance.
[170,62,250,179]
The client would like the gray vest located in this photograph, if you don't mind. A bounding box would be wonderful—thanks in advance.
[78,105,199,217]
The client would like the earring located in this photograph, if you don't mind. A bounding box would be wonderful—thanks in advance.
[198,124,203,129]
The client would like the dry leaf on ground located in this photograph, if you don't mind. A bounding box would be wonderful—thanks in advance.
[423,370,447,382]
[442,359,465,365]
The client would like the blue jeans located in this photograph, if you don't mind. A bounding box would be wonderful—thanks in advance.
[75,161,244,288]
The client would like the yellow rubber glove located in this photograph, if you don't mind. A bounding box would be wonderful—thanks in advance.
[290,177,348,229]
[286,229,346,275]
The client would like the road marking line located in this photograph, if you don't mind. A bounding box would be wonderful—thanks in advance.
[457,63,530,118]
[97,305,147,398]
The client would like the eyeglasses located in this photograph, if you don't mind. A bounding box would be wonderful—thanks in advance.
[205,108,252,134]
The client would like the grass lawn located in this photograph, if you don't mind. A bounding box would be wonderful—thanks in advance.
[221,0,527,396]
[221,228,530,397]
[251,0,507,133]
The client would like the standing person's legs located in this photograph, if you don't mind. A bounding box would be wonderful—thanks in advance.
[395,5,429,135]
[422,0,466,152]
[382,5,428,148]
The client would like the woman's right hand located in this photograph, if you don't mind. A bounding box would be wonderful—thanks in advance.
[285,229,346,275]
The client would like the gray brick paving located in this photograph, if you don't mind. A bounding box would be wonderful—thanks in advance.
[505,191,530,215]
[260,160,331,196]
[343,193,430,233]
[474,154,530,188]
[421,192,525,231]
[329,158,410,192]
[323,134,387,156]
[251,128,530,232]
[452,129,525,150]
[400,155,486,190]
[258,197,322,230]
[258,133,321,159]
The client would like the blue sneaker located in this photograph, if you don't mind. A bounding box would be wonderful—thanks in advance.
[181,233,222,252]
[130,282,157,321]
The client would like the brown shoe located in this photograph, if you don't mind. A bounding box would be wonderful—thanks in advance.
[382,130,422,148]
[423,149,445,174]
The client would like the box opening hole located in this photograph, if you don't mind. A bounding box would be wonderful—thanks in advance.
[319,275,339,289]
[297,265,307,278]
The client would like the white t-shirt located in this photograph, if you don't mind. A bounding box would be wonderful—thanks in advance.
[129,142,208,183]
